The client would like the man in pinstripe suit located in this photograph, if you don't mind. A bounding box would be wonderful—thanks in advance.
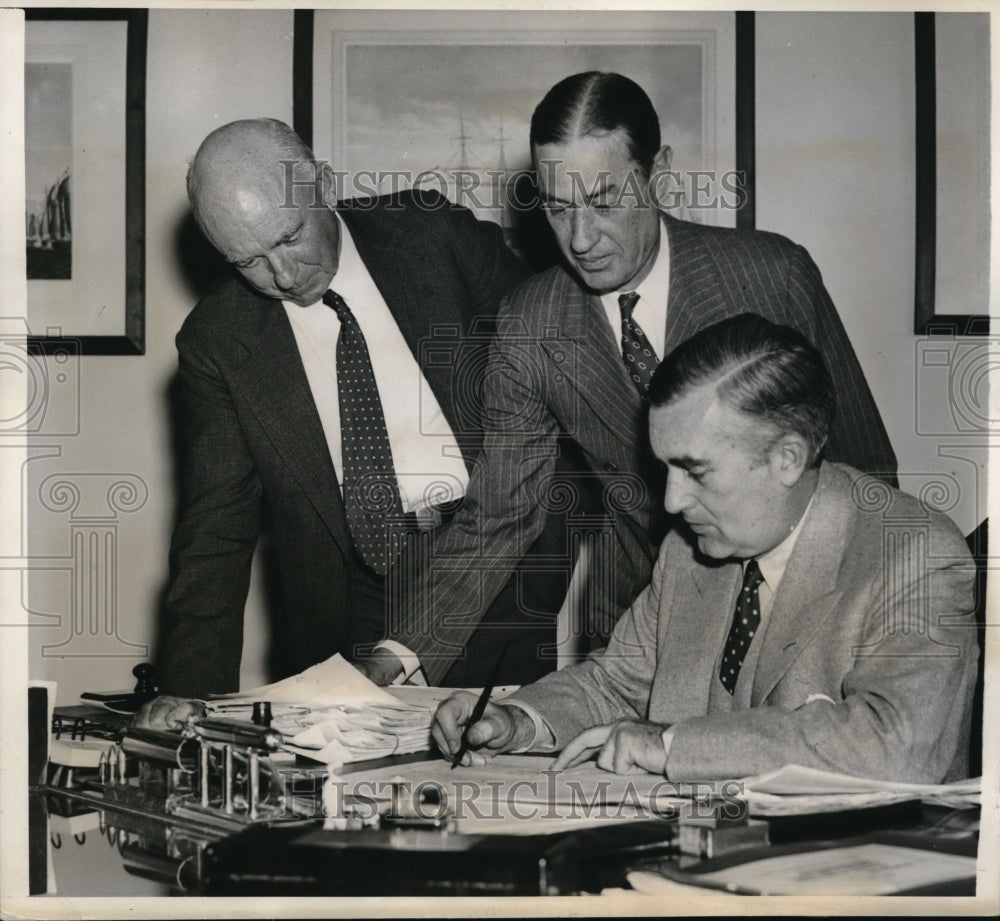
[361,72,897,687]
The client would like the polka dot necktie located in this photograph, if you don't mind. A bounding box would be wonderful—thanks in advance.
[618,291,660,397]
[719,560,765,695]
[324,290,403,575]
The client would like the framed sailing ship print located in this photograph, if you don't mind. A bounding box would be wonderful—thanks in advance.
[309,9,738,267]
[25,8,146,355]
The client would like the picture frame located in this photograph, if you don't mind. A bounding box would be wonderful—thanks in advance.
[25,8,147,355]
[913,12,990,336]
[305,9,742,266]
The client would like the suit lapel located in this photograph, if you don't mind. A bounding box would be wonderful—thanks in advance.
[540,274,647,462]
[751,464,853,705]
[662,216,736,354]
[655,543,740,720]
[342,207,468,459]
[228,300,350,562]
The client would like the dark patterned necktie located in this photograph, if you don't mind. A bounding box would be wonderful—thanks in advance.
[719,560,765,695]
[324,290,403,575]
[618,291,660,397]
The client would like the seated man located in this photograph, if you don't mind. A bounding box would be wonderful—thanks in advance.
[433,314,978,783]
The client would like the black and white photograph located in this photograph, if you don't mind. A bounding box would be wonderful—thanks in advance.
[25,62,72,281]
[0,2,996,918]
[22,10,144,354]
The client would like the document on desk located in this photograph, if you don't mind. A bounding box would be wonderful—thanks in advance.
[684,843,975,895]
[742,764,981,815]
[626,844,977,896]
[334,754,704,835]
[211,653,400,707]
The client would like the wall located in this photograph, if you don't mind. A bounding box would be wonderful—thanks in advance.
[25,10,294,703]
[19,10,989,704]
[757,11,988,538]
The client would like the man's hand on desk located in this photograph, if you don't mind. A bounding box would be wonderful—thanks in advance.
[432,692,535,766]
[552,720,669,775]
[351,647,405,686]
[132,695,206,732]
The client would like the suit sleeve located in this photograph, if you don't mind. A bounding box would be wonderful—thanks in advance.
[445,201,531,319]
[389,296,561,684]
[665,519,978,784]
[504,542,670,747]
[156,327,260,697]
[785,246,898,485]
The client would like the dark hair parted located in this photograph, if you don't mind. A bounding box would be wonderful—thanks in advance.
[530,72,661,176]
[648,314,837,467]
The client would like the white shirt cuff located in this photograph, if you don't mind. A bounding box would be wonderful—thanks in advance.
[498,700,556,753]
[661,727,676,778]
[374,640,426,686]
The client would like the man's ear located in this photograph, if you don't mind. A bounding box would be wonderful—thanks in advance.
[770,431,811,486]
[651,144,674,175]
[648,145,675,208]
[318,162,339,209]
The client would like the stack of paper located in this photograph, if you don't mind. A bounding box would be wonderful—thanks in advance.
[742,764,981,815]
[208,655,436,767]
[280,700,434,765]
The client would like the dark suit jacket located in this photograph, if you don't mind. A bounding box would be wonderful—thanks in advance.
[157,191,546,697]
[394,216,899,683]
[511,463,978,783]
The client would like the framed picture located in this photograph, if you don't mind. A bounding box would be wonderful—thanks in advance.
[308,10,740,267]
[914,12,990,336]
[25,8,147,355]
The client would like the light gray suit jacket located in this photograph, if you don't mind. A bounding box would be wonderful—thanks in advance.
[511,463,978,783]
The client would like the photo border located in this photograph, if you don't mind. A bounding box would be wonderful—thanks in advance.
[25,8,147,356]
[914,12,990,337]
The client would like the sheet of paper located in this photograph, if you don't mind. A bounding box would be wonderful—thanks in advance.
[741,764,981,814]
[329,753,687,835]
[386,684,518,710]
[746,763,982,796]
[335,753,705,824]
[211,653,400,707]
[695,843,976,895]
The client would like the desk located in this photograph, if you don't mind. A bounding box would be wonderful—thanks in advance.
[31,778,980,897]
[28,701,981,898]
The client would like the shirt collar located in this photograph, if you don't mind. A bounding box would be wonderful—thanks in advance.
[753,491,816,593]
[325,214,367,306]
[601,218,670,311]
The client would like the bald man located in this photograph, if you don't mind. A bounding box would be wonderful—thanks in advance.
[138,119,577,728]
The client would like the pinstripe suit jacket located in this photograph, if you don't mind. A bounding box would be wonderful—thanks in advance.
[157,192,538,698]
[393,216,897,684]
[510,462,978,783]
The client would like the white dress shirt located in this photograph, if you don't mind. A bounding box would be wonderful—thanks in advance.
[599,220,670,360]
[282,215,469,514]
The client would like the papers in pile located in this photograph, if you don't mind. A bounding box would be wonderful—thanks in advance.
[208,654,435,767]
[742,764,981,815]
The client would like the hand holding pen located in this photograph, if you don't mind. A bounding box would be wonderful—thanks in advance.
[448,642,509,768]
[432,690,520,768]
[430,643,539,767]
